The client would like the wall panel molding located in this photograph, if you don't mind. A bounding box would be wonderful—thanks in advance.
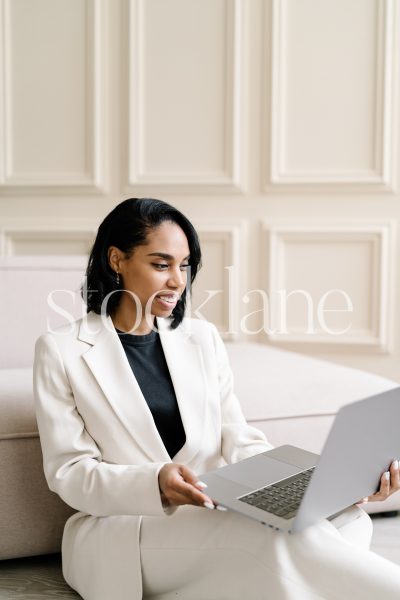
[0,0,109,195]
[0,221,97,256]
[261,220,395,350]
[124,0,245,194]
[0,218,244,339]
[191,220,243,338]
[264,0,399,192]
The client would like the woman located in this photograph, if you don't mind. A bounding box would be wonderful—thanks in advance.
[34,198,400,600]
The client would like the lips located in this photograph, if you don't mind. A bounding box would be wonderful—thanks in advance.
[156,294,179,304]
[155,294,180,309]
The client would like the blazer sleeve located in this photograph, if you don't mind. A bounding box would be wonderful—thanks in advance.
[33,333,171,518]
[209,324,274,463]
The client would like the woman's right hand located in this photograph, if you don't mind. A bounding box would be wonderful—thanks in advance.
[158,463,217,509]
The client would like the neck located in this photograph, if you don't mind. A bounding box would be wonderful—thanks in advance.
[111,300,155,335]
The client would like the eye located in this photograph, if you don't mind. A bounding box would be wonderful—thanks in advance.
[152,263,168,270]
[180,263,190,271]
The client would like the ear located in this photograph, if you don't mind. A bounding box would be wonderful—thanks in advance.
[108,246,123,273]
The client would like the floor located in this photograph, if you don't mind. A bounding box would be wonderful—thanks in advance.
[0,553,81,599]
[0,514,399,599]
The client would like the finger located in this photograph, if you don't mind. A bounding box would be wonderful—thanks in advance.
[376,470,391,499]
[179,464,200,486]
[164,471,213,506]
[194,480,208,490]
[390,459,400,490]
[165,486,214,509]
[355,497,369,505]
[365,473,389,503]
[180,477,221,509]
[161,474,200,504]
[164,465,218,508]
[164,477,223,510]
[174,479,214,506]
[165,489,197,506]
[172,466,215,504]
[356,462,400,505]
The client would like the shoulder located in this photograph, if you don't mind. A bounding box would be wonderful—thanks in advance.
[34,311,107,353]
[157,316,219,346]
[177,318,230,371]
[35,317,82,347]
[157,316,215,337]
[178,318,225,356]
[179,317,218,340]
[34,321,81,369]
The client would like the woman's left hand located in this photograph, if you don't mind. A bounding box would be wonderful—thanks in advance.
[358,459,400,504]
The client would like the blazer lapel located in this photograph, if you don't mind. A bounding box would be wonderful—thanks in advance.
[79,313,170,463]
[157,317,207,464]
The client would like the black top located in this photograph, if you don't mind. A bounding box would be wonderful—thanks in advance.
[116,328,186,459]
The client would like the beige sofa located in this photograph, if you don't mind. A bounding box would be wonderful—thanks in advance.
[1,257,399,560]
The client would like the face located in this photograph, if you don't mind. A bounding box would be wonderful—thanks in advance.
[108,221,191,329]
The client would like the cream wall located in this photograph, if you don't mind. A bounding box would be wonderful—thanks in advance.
[0,0,399,381]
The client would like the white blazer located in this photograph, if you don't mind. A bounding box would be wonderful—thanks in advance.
[33,312,272,600]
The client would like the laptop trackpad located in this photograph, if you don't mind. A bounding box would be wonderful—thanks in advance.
[216,455,300,489]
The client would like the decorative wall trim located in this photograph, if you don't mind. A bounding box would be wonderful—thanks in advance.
[0,0,108,194]
[0,255,88,270]
[191,221,243,338]
[264,0,398,192]
[261,220,395,350]
[0,221,97,256]
[0,218,244,338]
[0,0,4,187]
[124,0,245,193]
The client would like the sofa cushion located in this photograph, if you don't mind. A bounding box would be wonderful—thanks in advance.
[225,343,398,421]
[0,368,37,437]
[2,345,397,437]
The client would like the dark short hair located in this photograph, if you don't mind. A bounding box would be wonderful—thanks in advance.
[83,198,202,329]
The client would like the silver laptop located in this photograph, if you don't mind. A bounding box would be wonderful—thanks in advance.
[200,387,400,533]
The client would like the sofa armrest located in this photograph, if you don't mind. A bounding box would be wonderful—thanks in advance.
[0,368,75,559]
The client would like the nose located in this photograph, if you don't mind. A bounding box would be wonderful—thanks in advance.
[167,265,185,289]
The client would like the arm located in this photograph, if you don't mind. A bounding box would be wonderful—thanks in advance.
[33,333,169,517]
[210,324,274,463]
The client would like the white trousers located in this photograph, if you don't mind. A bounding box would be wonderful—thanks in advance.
[140,505,400,599]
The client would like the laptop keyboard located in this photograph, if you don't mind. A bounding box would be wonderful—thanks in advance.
[238,467,315,520]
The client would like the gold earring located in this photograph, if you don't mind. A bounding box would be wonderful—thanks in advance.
[116,271,120,285]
